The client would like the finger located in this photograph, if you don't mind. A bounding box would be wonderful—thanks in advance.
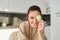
[39,19,44,23]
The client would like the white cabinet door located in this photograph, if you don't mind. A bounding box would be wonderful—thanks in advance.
[8,0,47,14]
[0,0,8,10]
[9,0,25,12]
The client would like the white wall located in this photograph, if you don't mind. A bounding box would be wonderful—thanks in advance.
[45,26,50,40]
[51,0,60,40]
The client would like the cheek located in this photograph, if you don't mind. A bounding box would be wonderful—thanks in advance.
[29,19,33,24]
[28,19,33,25]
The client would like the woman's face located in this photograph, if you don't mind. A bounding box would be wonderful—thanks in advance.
[28,10,40,28]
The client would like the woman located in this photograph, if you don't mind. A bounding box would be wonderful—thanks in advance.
[9,5,47,40]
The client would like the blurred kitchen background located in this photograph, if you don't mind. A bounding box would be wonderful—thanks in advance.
[0,0,50,40]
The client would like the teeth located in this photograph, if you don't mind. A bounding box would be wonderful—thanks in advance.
[36,15,41,20]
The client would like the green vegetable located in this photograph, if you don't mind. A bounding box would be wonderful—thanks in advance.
[36,15,41,20]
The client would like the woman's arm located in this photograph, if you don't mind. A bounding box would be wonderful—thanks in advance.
[38,30,47,40]
[37,20,47,40]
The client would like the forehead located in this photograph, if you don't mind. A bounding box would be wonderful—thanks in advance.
[28,10,40,17]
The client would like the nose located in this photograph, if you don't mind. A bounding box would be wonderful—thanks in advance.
[34,18,37,24]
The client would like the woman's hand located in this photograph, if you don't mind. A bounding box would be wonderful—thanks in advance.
[37,19,45,31]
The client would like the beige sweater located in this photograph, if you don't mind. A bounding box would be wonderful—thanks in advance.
[9,21,47,40]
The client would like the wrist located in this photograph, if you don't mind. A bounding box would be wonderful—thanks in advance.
[38,29,44,34]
